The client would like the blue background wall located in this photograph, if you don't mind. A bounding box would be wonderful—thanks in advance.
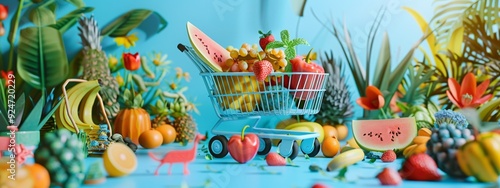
[0,0,433,134]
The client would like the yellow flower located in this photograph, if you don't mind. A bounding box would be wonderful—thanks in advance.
[108,54,118,69]
[116,74,124,87]
[150,52,171,67]
[169,83,177,90]
[114,33,139,49]
[175,67,190,82]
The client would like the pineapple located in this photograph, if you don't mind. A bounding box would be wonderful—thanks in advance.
[169,99,197,143]
[314,51,354,124]
[34,129,85,187]
[427,110,475,178]
[78,15,120,122]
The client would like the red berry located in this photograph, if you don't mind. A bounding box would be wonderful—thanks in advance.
[311,183,330,188]
[399,153,441,181]
[377,167,402,185]
[253,60,273,81]
[265,152,286,166]
[381,150,396,162]
[259,30,275,51]
[0,4,7,21]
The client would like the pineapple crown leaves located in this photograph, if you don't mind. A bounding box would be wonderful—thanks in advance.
[434,109,469,129]
[78,15,102,51]
[123,89,144,109]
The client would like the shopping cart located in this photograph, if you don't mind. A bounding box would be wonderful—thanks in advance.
[178,43,329,160]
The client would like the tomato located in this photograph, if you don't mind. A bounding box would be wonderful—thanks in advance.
[156,124,177,144]
[0,4,8,21]
[139,129,163,149]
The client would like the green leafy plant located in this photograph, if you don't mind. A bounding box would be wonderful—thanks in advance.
[265,30,309,71]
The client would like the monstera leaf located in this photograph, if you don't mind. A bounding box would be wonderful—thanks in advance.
[101,9,167,38]
[17,26,69,90]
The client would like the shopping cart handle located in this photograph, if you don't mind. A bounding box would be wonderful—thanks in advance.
[177,43,187,52]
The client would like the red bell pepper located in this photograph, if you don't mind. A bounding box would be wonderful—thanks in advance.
[123,52,141,71]
[286,54,325,100]
[227,125,259,164]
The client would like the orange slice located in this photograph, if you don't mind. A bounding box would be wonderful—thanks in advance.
[103,143,137,177]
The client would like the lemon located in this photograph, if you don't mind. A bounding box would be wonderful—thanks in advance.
[103,143,137,177]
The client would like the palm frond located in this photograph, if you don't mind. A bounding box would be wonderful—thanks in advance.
[430,0,475,46]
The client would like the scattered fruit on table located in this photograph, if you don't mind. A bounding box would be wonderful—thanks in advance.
[0,158,34,188]
[352,117,417,152]
[284,121,325,144]
[287,53,326,100]
[321,136,340,158]
[114,89,152,145]
[228,125,260,164]
[266,152,286,166]
[139,129,164,149]
[155,124,177,144]
[402,127,432,158]
[427,110,473,178]
[381,150,396,162]
[456,132,500,182]
[79,16,120,122]
[314,51,354,136]
[84,161,106,185]
[259,30,275,51]
[170,99,198,143]
[326,147,364,171]
[187,21,230,72]
[346,137,360,149]
[311,183,331,188]
[377,167,402,186]
[34,129,85,187]
[334,124,349,141]
[24,163,51,188]
[322,125,338,140]
[399,153,441,181]
[103,142,137,177]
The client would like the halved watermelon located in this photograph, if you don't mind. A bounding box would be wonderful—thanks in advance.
[352,117,417,152]
[186,22,230,72]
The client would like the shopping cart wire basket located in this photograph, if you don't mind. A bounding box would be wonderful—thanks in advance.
[178,43,329,159]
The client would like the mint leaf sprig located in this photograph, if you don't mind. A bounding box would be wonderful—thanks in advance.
[265,30,309,72]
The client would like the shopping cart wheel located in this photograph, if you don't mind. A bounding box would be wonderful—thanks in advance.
[257,138,272,155]
[208,135,229,158]
[277,140,299,160]
[300,138,320,157]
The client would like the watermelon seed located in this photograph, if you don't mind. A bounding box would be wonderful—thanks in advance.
[363,133,366,136]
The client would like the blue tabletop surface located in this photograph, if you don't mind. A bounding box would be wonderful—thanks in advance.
[75,141,499,188]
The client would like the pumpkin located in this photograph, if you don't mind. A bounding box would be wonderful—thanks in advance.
[456,132,500,182]
[114,89,151,144]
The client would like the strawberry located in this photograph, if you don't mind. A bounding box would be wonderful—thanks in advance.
[253,60,273,82]
[259,30,275,51]
[311,183,330,188]
[399,153,442,181]
[265,152,286,166]
[377,167,402,185]
[381,150,396,162]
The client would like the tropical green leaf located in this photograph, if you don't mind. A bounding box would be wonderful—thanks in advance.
[101,9,167,37]
[19,97,45,131]
[430,0,474,45]
[284,47,296,60]
[478,97,500,122]
[280,30,290,43]
[265,41,285,50]
[64,0,85,7]
[372,33,391,92]
[38,98,62,130]
[342,24,366,96]
[14,93,25,126]
[289,38,309,47]
[29,6,56,26]
[50,7,95,33]
[17,27,69,90]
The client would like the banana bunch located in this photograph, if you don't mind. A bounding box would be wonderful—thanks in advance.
[403,128,431,158]
[284,122,325,144]
[214,75,262,112]
[326,146,364,171]
[456,132,500,182]
[55,80,102,135]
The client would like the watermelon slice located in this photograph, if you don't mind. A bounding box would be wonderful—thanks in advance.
[352,117,417,152]
[186,22,230,72]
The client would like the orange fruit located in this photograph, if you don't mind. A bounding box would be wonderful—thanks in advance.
[156,124,177,144]
[103,143,137,177]
[0,158,34,188]
[139,129,163,149]
[25,163,50,188]
[322,125,338,141]
[335,124,348,141]
[321,136,341,157]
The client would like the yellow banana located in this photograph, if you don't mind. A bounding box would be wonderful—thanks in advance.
[455,149,473,176]
[346,138,360,149]
[79,86,101,126]
[463,142,498,182]
[326,148,364,172]
[65,81,99,131]
[478,135,500,173]
[403,144,417,157]
[285,122,324,143]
